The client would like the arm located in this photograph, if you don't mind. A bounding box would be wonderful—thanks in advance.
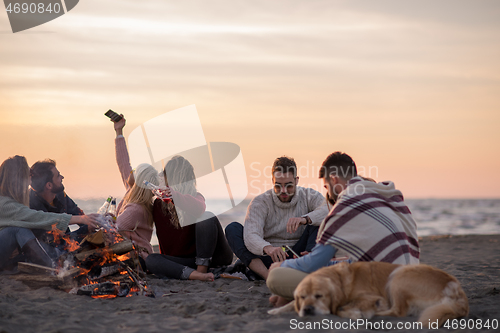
[303,188,330,226]
[115,137,133,190]
[243,198,272,256]
[114,116,133,190]
[0,197,71,232]
[286,188,329,233]
[280,243,337,273]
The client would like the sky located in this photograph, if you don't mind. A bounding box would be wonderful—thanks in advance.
[1,0,499,200]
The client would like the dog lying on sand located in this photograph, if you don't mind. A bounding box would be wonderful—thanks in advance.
[269,262,468,328]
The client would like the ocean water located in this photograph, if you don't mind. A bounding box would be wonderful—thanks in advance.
[405,199,500,237]
[74,198,500,245]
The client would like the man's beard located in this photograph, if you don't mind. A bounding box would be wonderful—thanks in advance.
[51,184,64,193]
[276,191,294,203]
[326,192,336,206]
[325,178,338,206]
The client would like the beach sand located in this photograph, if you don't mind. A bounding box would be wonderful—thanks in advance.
[0,234,499,333]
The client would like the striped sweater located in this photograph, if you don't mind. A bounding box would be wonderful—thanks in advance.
[243,187,329,255]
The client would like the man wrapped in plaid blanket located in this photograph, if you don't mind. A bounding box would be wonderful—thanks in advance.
[317,176,419,265]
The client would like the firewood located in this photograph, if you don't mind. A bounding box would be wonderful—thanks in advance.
[74,239,134,261]
[17,263,82,280]
[18,262,56,275]
[80,229,105,246]
[88,263,122,280]
[109,239,134,254]
[10,272,79,290]
[57,267,83,279]
[11,274,62,289]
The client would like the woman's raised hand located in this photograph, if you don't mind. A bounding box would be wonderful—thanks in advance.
[114,114,126,136]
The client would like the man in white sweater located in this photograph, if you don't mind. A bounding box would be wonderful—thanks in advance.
[225,156,329,280]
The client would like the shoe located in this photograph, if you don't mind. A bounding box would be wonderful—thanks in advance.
[245,268,264,281]
[21,238,54,268]
[224,259,247,274]
[0,253,25,274]
[209,266,226,276]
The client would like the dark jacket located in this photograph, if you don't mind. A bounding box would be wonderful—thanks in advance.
[29,189,84,216]
[29,189,87,238]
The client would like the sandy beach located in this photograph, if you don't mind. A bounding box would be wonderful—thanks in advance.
[0,234,499,333]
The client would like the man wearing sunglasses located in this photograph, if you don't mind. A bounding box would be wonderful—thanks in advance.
[225,156,328,280]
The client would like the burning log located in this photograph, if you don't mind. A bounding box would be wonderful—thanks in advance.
[73,239,134,262]
[74,281,131,298]
[88,263,122,280]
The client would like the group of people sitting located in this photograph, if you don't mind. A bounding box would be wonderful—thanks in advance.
[0,114,420,306]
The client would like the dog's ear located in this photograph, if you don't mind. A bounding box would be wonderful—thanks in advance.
[293,285,303,313]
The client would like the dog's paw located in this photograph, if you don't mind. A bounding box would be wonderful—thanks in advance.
[338,307,363,320]
[268,301,295,315]
[375,298,389,311]
[268,308,281,315]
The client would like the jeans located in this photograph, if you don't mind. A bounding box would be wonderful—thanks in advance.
[0,227,36,270]
[146,213,233,279]
[225,221,319,268]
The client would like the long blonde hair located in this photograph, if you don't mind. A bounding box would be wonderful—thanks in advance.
[120,163,159,228]
[162,156,197,228]
[0,155,30,206]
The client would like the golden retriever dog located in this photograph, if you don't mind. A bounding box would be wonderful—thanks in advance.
[270,262,468,328]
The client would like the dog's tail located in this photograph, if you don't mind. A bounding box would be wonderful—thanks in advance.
[418,281,469,328]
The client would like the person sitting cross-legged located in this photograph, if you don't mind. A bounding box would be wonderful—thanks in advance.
[225,156,329,280]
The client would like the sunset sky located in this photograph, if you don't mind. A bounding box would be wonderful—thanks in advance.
[1,0,499,200]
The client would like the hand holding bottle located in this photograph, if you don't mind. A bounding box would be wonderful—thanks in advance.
[143,181,172,202]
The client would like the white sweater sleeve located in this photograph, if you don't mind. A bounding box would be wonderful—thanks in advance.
[243,197,271,256]
[303,188,329,226]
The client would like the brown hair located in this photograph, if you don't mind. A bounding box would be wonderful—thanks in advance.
[0,155,30,206]
[272,156,297,178]
[30,159,56,192]
[119,163,159,228]
[319,152,357,180]
[162,156,197,229]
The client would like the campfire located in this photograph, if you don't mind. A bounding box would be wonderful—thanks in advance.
[15,216,153,299]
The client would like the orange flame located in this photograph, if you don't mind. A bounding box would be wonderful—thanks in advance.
[49,225,80,252]
[91,295,117,299]
[116,253,130,261]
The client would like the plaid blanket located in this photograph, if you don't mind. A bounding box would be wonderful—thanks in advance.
[317,177,420,265]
